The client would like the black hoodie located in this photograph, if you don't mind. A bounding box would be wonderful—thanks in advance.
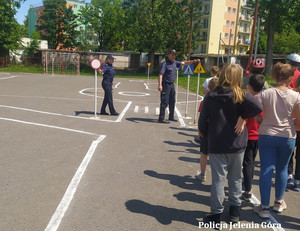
[198,86,262,154]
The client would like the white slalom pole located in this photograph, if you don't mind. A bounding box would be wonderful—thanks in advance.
[94,69,97,117]
[52,57,54,76]
[176,69,179,103]
[193,73,200,124]
[185,75,191,118]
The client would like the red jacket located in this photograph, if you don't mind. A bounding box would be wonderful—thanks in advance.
[246,115,260,141]
[290,69,300,89]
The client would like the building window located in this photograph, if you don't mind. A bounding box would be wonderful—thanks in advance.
[239,47,244,53]
[225,33,228,39]
[202,19,209,29]
[73,4,77,9]
[231,21,235,27]
[226,20,230,26]
[200,44,206,53]
[233,8,236,14]
[227,7,231,13]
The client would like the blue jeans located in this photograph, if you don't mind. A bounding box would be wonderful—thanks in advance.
[258,135,295,206]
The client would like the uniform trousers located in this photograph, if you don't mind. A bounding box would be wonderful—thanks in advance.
[158,81,175,121]
[101,80,116,114]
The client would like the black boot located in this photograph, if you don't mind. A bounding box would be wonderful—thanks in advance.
[229,205,241,223]
[203,212,221,229]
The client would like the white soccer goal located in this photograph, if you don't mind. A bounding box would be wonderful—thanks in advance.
[44,51,80,76]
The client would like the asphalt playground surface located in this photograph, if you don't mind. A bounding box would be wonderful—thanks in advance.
[0,72,299,231]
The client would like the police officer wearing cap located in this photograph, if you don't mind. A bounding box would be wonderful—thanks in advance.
[100,54,119,116]
[158,49,200,123]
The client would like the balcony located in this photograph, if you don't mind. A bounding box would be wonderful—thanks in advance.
[239,15,252,21]
[238,28,251,34]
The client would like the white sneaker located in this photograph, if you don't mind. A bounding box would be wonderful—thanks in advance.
[273,200,287,213]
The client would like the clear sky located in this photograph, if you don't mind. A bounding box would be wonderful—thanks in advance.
[15,0,91,25]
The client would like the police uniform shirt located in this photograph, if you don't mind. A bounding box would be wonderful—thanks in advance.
[160,59,181,83]
[102,63,116,82]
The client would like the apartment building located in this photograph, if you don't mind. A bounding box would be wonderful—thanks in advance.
[28,0,88,38]
[194,0,253,56]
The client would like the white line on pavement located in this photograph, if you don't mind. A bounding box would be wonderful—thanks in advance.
[0,117,99,136]
[134,106,139,113]
[144,83,149,90]
[175,106,186,127]
[115,101,132,122]
[45,135,106,231]
[114,82,121,88]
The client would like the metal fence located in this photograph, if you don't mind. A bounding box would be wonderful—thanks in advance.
[0,57,9,68]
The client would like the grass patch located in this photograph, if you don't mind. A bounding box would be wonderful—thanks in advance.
[0,64,274,93]
[0,64,44,73]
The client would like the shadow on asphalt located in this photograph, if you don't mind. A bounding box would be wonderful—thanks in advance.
[126,117,158,123]
[125,199,203,226]
[144,170,210,192]
[75,110,98,116]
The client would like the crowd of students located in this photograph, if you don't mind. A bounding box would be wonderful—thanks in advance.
[195,53,300,225]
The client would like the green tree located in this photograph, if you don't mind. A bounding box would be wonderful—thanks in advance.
[23,31,40,57]
[249,0,300,74]
[0,0,25,57]
[123,0,202,70]
[79,0,125,51]
[37,0,79,49]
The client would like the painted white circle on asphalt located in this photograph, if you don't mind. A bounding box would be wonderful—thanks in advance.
[118,92,150,97]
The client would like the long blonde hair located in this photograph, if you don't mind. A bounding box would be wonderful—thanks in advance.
[218,64,245,103]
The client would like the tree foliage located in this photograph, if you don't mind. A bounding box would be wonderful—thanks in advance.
[0,0,25,56]
[23,31,41,57]
[79,0,125,51]
[122,0,202,61]
[37,0,79,49]
[248,0,300,74]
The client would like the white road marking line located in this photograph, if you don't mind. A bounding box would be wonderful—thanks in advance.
[175,106,186,127]
[166,108,170,115]
[145,107,149,114]
[0,75,16,80]
[115,101,132,122]
[156,107,159,115]
[0,94,91,102]
[144,83,149,90]
[0,105,96,121]
[249,193,285,231]
[134,106,139,113]
[0,117,99,136]
[45,135,106,231]
[114,82,121,88]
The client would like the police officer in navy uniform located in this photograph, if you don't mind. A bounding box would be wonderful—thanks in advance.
[158,49,200,123]
[100,54,119,116]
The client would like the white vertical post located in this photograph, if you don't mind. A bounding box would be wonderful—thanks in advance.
[185,75,190,118]
[52,57,54,76]
[147,65,150,84]
[193,73,200,124]
[94,69,98,117]
[176,69,179,103]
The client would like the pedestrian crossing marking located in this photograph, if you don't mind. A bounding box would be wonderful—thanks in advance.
[134,106,139,113]
[183,65,194,75]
